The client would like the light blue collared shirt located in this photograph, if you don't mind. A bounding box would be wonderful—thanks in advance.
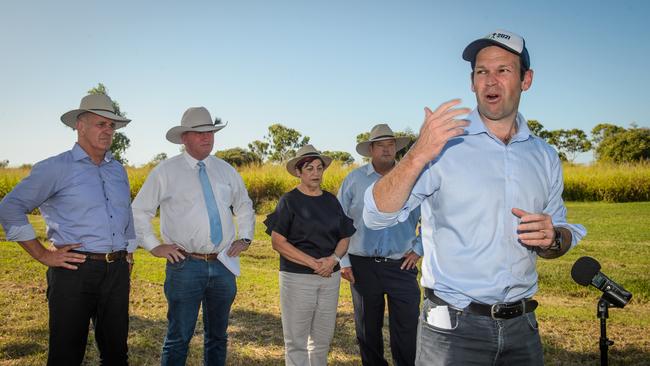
[338,163,422,268]
[363,109,587,308]
[0,143,136,253]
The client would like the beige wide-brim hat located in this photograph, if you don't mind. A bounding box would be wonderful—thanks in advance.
[356,124,410,157]
[166,106,228,144]
[60,94,131,129]
[285,144,333,177]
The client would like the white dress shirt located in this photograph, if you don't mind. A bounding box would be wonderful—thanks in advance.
[133,152,255,257]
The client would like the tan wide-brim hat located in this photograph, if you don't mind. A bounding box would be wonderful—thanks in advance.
[285,144,333,177]
[166,106,228,144]
[60,94,131,129]
[356,124,410,157]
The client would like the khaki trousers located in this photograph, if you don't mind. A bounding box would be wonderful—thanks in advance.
[279,271,341,366]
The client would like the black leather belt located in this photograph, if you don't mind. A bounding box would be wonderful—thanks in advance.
[424,288,538,320]
[349,254,403,263]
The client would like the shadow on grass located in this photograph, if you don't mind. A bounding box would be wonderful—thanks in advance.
[2,309,647,365]
[0,327,48,360]
[543,344,650,366]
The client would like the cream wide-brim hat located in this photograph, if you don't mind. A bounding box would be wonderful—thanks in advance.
[285,144,333,177]
[356,124,410,157]
[166,106,227,144]
[60,94,131,130]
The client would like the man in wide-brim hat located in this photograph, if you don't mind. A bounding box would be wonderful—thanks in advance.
[132,106,254,366]
[0,93,136,365]
[338,123,422,366]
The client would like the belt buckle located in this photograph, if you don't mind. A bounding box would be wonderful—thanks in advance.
[105,253,114,263]
[490,303,503,319]
[202,253,209,262]
[374,257,387,263]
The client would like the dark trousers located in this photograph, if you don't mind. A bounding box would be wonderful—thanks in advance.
[46,258,130,366]
[349,254,421,366]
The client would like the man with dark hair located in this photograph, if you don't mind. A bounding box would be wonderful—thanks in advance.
[338,124,422,366]
[363,29,586,365]
[0,94,136,365]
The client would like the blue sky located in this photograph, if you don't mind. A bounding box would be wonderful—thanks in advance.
[1,0,648,166]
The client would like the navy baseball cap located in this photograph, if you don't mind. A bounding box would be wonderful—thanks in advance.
[462,29,530,70]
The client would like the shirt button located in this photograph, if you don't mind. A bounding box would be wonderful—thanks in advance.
[112,233,115,236]
[110,215,113,218]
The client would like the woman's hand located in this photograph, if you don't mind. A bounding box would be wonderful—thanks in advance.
[314,255,338,277]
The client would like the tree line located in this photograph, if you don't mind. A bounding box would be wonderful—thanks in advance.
[1,83,647,168]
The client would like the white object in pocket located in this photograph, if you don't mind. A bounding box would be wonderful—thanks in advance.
[426,305,452,329]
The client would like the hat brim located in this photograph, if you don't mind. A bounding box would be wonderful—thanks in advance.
[165,122,228,144]
[285,154,333,177]
[61,109,131,130]
[356,136,411,157]
[462,39,529,69]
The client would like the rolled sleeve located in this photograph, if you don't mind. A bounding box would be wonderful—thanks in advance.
[0,159,60,241]
[5,224,37,242]
[231,173,255,240]
[412,235,424,257]
[544,153,587,248]
[132,169,163,252]
[340,253,351,268]
[362,182,409,230]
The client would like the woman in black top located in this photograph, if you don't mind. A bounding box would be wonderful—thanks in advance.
[265,145,355,366]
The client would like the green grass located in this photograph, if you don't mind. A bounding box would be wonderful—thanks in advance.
[1,202,649,365]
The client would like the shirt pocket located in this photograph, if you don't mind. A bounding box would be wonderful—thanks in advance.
[214,182,233,208]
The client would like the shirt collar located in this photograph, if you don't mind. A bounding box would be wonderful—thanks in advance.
[465,108,531,143]
[71,143,113,163]
[364,163,378,176]
[183,151,206,169]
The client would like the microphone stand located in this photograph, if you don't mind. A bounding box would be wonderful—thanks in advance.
[597,297,614,366]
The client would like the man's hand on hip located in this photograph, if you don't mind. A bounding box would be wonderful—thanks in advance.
[401,251,421,270]
[341,266,355,284]
[151,244,185,263]
[227,239,250,257]
[40,243,86,270]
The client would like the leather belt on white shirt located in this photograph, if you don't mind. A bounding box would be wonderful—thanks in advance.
[179,249,219,261]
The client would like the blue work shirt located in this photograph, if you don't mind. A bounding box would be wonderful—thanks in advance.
[363,109,587,308]
[337,163,422,268]
[0,143,136,253]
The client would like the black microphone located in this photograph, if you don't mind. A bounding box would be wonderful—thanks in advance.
[571,256,632,308]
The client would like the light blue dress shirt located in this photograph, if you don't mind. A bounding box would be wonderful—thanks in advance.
[0,143,136,253]
[363,109,587,308]
[338,163,422,268]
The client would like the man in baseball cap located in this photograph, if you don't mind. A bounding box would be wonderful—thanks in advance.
[363,29,586,365]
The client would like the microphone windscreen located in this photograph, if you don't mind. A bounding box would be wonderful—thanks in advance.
[571,256,601,286]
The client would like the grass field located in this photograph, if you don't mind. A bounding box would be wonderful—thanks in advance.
[1,202,649,365]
